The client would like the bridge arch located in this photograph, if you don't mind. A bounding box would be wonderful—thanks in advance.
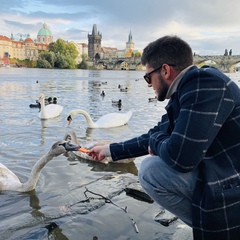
[95,55,240,73]
[113,60,129,70]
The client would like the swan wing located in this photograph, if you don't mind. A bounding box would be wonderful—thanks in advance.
[95,111,133,128]
[38,104,63,119]
[0,163,21,190]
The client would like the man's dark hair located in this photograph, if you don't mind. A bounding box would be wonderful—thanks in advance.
[141,35,193,71]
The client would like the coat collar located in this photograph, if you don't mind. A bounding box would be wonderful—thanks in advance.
[166,65,195,99]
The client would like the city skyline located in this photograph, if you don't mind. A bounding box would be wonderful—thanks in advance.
[1,0,240,55]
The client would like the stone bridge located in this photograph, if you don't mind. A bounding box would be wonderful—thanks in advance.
[95,55,240,73]
[193,55,240,72]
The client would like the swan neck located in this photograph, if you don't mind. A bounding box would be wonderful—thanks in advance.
[40,97,46,117]
[21,152,52,192]
[72,110,95,128]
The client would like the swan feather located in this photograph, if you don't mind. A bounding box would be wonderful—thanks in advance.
[64,130,135,164]
[0,139,76,192]
[38,93,63,119]
[67,109,132,128]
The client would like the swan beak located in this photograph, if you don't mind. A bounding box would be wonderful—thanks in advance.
[67,115,72,125]
[61,143,89,153]
[61,142,81,151]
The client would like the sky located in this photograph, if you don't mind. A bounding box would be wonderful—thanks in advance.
[1,0,240,55]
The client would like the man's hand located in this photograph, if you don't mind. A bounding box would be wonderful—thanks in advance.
[87,145,106,162]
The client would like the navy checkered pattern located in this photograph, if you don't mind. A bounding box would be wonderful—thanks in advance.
[110,66,240,239]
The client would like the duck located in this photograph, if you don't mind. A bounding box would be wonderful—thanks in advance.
[29,102,41,108]
[67,109,133,128]
[38,93,63,119]
[46,97,53,104]
[112,99,122,107]
[148,96,157,102]
[93,82,101,86]
[0,139,80,192]
[44,97,58,104]
[120,87,128,92]
[100,90,105,97]
[53,97,57,104]
[64,130,135,164]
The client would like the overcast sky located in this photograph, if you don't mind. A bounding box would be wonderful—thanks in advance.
[1,0,240,55]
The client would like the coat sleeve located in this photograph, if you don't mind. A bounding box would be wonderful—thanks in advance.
[110,115,170,161]
[149,68,235,172]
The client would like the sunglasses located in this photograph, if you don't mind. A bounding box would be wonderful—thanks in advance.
[143,64,176,84]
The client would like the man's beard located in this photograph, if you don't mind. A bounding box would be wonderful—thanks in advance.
[157,75,169,101]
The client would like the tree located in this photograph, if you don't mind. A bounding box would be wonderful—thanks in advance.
[38,38,78,69]
[37,58,52,68]
[54,53,68,68]
[77,54,89,69]
[49,39,66,55]
[65,42,78,60]
[134,52,141,58]
[37,51,55,68]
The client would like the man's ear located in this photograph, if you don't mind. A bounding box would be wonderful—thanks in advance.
[162,64,171,80]
[162,64,177,84]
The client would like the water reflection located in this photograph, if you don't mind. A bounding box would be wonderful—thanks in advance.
[45,222,69,240]
[0,68,169,239]
[3,68,237,239]
[69,155,138,176]
[83,125,132,140]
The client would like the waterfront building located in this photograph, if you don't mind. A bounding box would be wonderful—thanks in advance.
[0,23,52,65]
[0,22,141,67]
[37,23,54,44]
[124,31,135,58]
[71,42,89,64]
[101,46,118,59]
[88,24,102,61]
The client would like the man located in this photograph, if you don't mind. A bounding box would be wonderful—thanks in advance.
[87,35,240,240]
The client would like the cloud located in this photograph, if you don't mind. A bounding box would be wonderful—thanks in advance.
[1,0,240,55]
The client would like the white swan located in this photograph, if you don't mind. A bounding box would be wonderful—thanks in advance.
[64,130,135,164]
[38,93,63,119]
[0,140,79,192]
[67,109,133,128]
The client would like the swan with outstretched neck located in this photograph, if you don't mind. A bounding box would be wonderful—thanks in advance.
[67,109,133,128]
[64,130,135,163]
[0,140,80,192]
[38,93,63,119]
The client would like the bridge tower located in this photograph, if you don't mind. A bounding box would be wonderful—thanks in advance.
[125,31,134,58]
[88,24,102,61]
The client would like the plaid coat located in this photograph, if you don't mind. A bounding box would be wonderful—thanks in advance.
[110,66,240,239]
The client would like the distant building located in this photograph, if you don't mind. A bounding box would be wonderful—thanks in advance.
[125,31,135,58]
[126,31,134,51]
[0,23,52,65]
[82,43,88,55]
[88,24,102,61]
[0,22,141,66]
[71,42,88,64]
[101,46,118,59]
[37,23,54,44]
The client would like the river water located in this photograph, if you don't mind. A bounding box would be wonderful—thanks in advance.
[0,67,239,240]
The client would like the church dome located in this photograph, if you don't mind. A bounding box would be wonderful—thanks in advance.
[38,23,52,36]
[25,37,34,43]
[25,33,34,43]
[37,23,53,44]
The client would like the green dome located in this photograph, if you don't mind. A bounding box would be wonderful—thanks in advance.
[38,23,52,36]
